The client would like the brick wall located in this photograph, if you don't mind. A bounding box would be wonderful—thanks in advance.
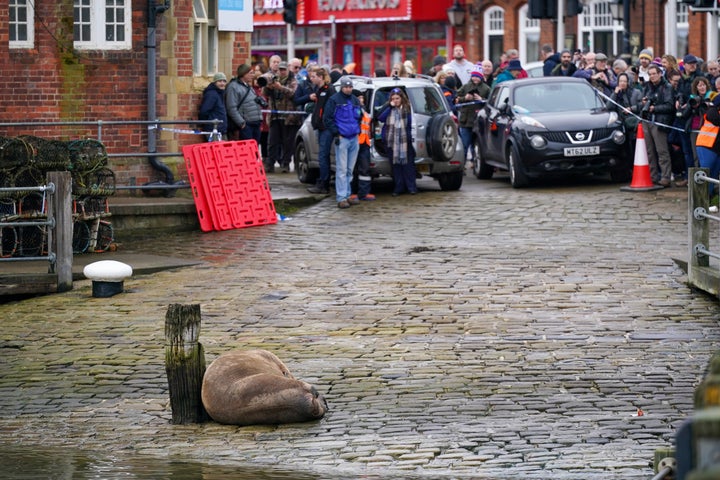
[0,1,251,191]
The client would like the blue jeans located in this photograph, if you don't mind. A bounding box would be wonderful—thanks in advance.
[697,146,720,196]
[238,122,261,145]
[334,136,359,202]
[459,127,474,162]
[317,129,333,188]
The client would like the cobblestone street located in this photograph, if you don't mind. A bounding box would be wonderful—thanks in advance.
[1,173,718,479]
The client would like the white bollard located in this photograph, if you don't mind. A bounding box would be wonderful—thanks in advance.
[83,260,133,297]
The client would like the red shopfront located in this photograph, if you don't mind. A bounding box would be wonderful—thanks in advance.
[252,0,457,76]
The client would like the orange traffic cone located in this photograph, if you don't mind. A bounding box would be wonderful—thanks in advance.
[620,122,663,192]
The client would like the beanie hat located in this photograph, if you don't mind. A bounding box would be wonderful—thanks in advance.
[471,69,484,80]
[236,64,251,78]
[212,72,227,82]
[507,59,523,71]
[638,49,652,61]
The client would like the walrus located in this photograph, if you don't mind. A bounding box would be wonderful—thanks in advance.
[201,349,328,426]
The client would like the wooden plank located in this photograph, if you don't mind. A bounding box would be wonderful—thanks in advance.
[0,274,59,295]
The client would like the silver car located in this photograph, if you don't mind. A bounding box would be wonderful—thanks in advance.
[294,75,465,191]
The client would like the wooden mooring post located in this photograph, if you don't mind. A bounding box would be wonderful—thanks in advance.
[47,171,73,292]
[165,303,208,424]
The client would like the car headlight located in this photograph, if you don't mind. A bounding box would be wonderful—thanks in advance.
[612,129,625,144]
[530,135,547,149]
[608,111,619,125]
[519,115,546,129]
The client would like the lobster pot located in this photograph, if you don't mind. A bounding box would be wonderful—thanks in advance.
[72,167,116,197]
[0,136,36,169]
[0,171,13,200]
[67,139,108,171]
[17,225,46,257]
[19,135,71,170]
[11,165,44,200]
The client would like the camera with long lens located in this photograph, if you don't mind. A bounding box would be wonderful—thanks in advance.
[688,94,701,109]
[256,72,278,87]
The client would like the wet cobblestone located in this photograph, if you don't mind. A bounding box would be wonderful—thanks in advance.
[0,175,718,479]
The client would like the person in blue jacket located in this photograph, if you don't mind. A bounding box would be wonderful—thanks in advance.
[323,76,362,208]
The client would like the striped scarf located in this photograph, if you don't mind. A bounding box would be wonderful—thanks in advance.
[386,106,409,165]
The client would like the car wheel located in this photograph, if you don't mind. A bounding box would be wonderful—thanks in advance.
[507,144,529,188]
[473,139,494,180]
[295,140,318,185]
[427,114,458,162]
[437,171,463,191]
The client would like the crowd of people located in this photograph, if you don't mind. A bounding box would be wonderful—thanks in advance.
[198,43,720,204]
[560,46,720,189]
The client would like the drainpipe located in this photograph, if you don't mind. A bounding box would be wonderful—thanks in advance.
[147,0,173,184]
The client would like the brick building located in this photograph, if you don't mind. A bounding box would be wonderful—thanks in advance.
[0,0,718,187]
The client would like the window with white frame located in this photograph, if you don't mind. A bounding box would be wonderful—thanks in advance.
[578,0,623,56]
[193,0,219,77]
[10,0,34,49]
[73,0,131,50]
[484,6,505,64]
[671,2,689,59]
[518,5,540,65]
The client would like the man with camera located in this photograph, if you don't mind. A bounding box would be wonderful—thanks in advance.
[640,64,676,187]
[263,61,301,173]
[225,64,263,144]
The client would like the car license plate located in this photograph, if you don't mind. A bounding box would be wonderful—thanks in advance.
[564,146,600,157]
[416,163,430,174]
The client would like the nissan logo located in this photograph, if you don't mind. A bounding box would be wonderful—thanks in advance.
[575,132,586,141]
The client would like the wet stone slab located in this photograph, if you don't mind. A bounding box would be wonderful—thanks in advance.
[0,178,718,479]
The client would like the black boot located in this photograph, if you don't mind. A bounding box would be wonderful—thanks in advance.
[307,183,329,194]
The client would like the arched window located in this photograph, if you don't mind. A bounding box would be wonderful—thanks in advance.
[578,0,623,56]
[518,4,541,65]
[484,6,504,64]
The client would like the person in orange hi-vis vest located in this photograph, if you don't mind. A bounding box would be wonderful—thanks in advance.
[350,92,376,201]
[695,99,720,196]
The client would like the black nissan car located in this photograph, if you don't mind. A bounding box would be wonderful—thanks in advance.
[472,77,629,187]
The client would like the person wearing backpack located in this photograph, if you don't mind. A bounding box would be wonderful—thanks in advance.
[306,66,334,195]
[323,76,362,209]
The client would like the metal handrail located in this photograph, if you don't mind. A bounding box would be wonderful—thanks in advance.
[650,465,673,480]
[0,173,73,293]
[688,168,720,298]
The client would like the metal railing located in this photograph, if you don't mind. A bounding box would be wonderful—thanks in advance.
[0,119,221,190]
[0,172,73,293]
[688,167,720,298]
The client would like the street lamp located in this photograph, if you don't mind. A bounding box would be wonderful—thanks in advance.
[447,0,466,27]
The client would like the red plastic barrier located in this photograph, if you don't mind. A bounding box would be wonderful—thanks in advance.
[182,141,277,231]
